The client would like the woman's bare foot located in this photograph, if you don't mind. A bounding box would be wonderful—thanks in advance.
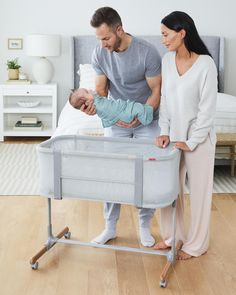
[153,241,170,250]
[177,250,192,260]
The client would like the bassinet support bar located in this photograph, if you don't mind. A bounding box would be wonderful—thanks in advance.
[30,198,183,288]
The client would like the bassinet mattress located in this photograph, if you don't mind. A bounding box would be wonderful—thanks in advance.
[37,135,181,208]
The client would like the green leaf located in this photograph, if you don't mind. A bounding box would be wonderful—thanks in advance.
[6,58,21,69]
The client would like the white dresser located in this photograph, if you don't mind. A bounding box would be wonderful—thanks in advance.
[0,83,57,141]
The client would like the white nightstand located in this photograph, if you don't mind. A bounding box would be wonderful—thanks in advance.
[0,83,57,141]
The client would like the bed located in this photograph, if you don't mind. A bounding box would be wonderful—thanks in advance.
[30,35,232,288]
[55,35,236,163]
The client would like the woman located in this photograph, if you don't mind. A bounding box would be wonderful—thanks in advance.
[154,11,217,259]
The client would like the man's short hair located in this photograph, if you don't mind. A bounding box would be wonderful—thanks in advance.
[90,7,122,29]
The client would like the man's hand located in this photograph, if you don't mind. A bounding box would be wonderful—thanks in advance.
[155,135,170,148]
[174,141,191,151]
[80,100,97,115]
[116,117,140,128]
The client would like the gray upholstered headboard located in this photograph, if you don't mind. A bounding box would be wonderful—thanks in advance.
[71,35,224,92]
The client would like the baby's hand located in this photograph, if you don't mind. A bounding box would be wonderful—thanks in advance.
[81,101,96,115]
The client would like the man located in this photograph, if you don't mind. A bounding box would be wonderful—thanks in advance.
[71,7,161,247]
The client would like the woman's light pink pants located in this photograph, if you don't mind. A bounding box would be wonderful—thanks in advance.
[160,136,216,257]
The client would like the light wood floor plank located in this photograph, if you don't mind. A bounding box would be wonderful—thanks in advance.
[114,205,150,295]
[198,195,236,295]
[212,194,236,234]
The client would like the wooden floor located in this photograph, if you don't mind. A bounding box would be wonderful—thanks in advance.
[1,138,236,294]
[0,194,236,295]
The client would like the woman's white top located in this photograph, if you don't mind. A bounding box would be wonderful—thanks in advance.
[159,51,218,151]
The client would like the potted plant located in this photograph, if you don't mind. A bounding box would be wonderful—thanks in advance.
[6,58,21,80]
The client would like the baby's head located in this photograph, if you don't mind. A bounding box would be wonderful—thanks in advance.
[69,88,94,110]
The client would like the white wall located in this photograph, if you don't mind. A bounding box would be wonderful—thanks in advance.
[0,0,235,116]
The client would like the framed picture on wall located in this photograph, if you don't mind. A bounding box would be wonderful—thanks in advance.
[8,38,23,50]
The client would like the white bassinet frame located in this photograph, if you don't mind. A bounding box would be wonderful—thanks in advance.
[30,135,183,288]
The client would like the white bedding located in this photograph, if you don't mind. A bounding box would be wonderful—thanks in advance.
[55,63,236,137]
[55,92,236,137]
[215,92,236,133]
[53,101,103,137]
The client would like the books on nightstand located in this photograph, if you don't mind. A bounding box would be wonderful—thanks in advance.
[21,116,38,124]
[14,120,43,131]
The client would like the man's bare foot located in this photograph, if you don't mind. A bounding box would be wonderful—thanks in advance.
[153,241,170,250]
[177,250,192,260]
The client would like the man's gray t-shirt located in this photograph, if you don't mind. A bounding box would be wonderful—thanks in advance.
[91,36,161,120]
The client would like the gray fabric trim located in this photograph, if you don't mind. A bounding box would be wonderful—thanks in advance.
[53,151,62,200]
[134,157,143,207]
[219,37,225,92]
[70,37,75,90]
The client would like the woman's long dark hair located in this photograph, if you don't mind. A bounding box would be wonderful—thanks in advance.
[161,11,211,56]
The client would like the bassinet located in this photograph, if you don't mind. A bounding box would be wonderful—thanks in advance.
[31,135,182,288]
[38,135,180,208]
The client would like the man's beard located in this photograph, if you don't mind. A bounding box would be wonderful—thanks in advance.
[113,35,122,52]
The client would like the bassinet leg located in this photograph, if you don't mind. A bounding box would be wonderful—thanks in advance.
[159,240,183,287]
[30,198,70,269]
[159,200,183,288]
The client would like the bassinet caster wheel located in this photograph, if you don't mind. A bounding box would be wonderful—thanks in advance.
[31,261,39,270]
[64,231,71,239]
[160,280,167,288]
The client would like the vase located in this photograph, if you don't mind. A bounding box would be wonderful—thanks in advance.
[8,69,19,80]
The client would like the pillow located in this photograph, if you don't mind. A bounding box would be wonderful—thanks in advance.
[215,92,236,133]
[57,100,103,130]
[77,64,96,91]
[56,64,103,137]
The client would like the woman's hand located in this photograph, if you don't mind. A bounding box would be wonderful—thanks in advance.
[174,141,191,151]
[155,135,170,148]
[80,100,97,115]
[116,117,140,128]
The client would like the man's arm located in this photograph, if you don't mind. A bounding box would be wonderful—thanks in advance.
[95,75,108,96]
[145,75,161,110]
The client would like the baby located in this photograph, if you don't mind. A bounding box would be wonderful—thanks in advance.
[69,88,153,128]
